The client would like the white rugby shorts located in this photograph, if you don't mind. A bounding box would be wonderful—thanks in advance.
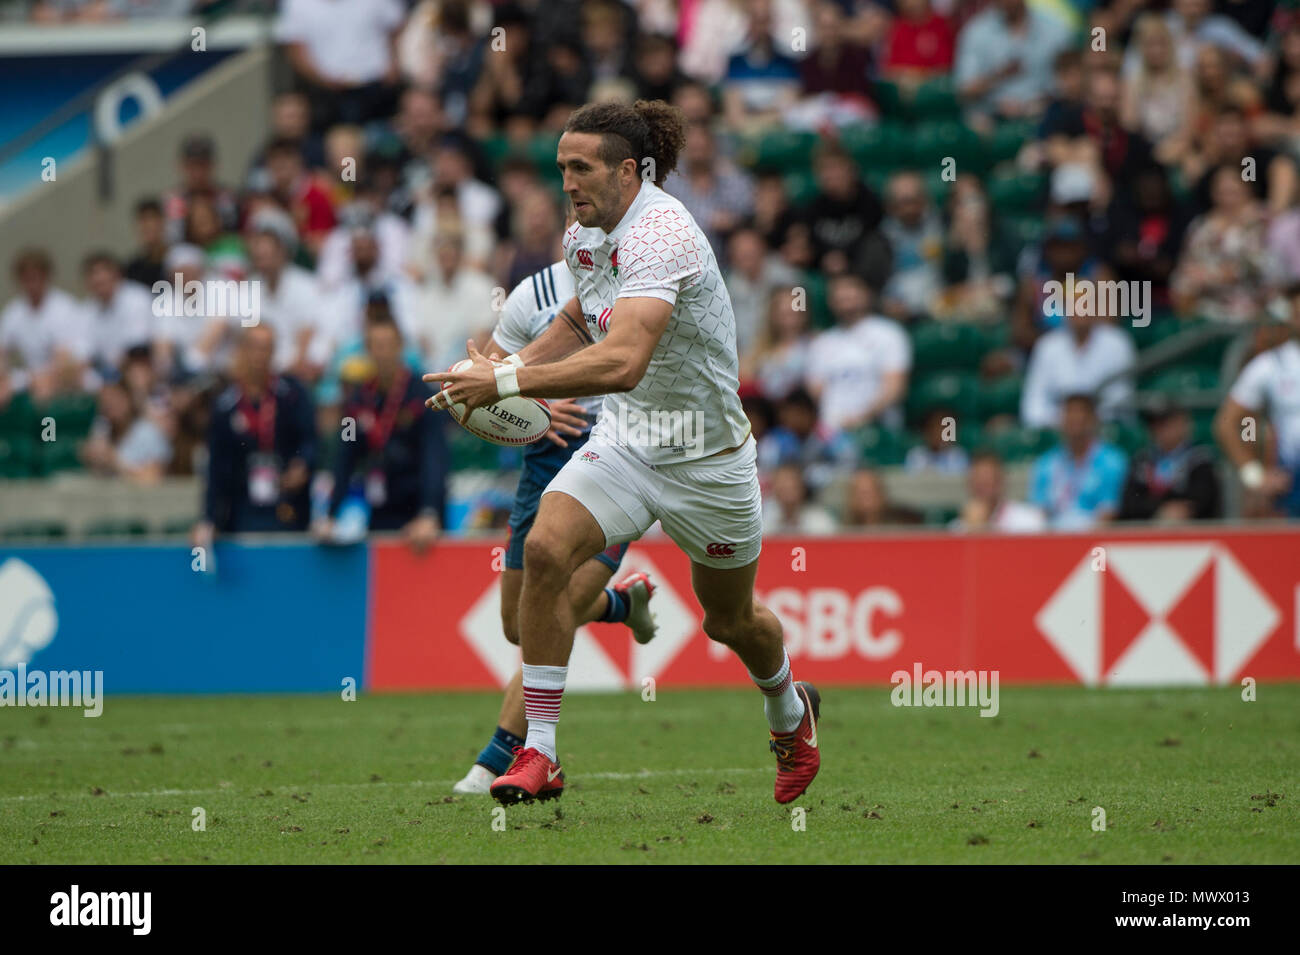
[543,436,762,568]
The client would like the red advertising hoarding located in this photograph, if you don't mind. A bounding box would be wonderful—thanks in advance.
[367,528,1300,690]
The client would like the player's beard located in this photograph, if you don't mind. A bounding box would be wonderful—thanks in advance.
[575,171,621,231]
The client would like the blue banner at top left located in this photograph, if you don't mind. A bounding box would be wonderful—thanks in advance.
[0,542,368,694]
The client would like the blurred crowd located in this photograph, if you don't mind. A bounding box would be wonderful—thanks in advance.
[4,0,1300,540]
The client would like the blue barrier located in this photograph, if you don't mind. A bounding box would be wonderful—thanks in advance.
[0,542,368,693]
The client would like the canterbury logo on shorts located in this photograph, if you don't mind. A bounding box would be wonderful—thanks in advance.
[706,542,736,558]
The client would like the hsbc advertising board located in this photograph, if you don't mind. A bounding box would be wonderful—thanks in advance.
[368,529,1300,691]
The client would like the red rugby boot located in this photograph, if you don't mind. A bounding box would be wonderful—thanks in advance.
[770,682,821,804]
[490,746,564,805]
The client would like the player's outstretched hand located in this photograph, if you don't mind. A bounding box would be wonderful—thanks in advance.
[423,341,500,412]
[543,398,590,448]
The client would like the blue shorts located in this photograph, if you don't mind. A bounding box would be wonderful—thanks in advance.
[505,435,629,572]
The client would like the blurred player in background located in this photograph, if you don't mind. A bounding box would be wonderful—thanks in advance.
[429,100,820,806]
[449,252,659,795]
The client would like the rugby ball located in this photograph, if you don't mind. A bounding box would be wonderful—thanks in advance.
[443,359,552,446]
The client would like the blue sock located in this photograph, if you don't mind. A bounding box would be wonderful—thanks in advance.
[600,587,629,623]
[476,726,525,775]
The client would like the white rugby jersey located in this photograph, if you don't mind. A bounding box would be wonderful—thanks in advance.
[491,261,602,429]
[562,181,749,464]
[1230,338,1300,468]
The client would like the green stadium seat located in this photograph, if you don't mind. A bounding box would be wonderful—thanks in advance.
[984,120,1037,165]
[84,518,150,538]
[0,392,38,437]
[905,371,980,426]
[976,375,1023,421]
[742,130,818,172]
[841,122,908,169]
[0,436,37,478]
[798,271,834,330]
[910,322,986,372]
[1140,365,1219,393]
[2,519,68,541]
[987,425,1055,463]
[37,394,97,441]
[1128,312,1183,351]
[873,80,906,117]
[36,441,82,476]
[908,120,984,173]
[923,505,959,527]
[853,423,908,467]
[987,170,1047,213]
[783,169,819,205]
[911,78,962,120]
[1100,419,1148,455]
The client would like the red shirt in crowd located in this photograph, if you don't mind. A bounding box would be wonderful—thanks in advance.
[884,13,955,76]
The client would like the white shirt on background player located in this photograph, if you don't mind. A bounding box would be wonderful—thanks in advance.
[274,0,405,86]
[806,315,912,432]
[562,180,750,463]
[1229,338,1300,470]
[492,260,604,428]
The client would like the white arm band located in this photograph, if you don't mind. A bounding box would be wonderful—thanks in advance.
[502,353,525,368]
[494,362,521,399]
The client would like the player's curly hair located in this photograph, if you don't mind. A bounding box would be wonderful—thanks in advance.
[563,99,686,187]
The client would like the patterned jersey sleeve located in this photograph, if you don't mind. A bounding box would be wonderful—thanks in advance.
[615,209,706,306]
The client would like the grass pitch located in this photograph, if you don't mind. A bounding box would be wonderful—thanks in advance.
[2,685,1296,864]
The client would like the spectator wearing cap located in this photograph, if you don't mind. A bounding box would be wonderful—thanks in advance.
[1010,215,1113,351]
[274,0,405,129]
[1119,401,1222,521]
[163,134,239,246]
[124,198,168,289]
[663,123,755,256]
[951,450,1047,532]
[246,207,331,381]
[194,324,316,545]
[0,248,87,401]
[954,0,1072,129]
[1215,286,1300,517]
[79,252,155,380]
[806,272,911,434]
[879,171,945,322]
[1020,288,1136,431]
[762,463,838,536]
[318,310,447,548]
[1029,393,1128,529]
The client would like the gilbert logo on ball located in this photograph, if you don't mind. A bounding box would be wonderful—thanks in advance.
[0,558,58,668]
[443,359,552,447]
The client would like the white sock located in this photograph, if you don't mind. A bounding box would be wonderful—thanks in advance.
[521,663,567,761]
[749,650,805,733]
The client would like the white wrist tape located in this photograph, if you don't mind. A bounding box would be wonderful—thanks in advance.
[494,362,520,399]
[1239,460,1265,490]
[502,353,525,369]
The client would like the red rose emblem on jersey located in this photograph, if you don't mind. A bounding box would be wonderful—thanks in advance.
[610,246,619,277]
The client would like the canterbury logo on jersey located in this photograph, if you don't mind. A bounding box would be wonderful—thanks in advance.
[576,249,594,270]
